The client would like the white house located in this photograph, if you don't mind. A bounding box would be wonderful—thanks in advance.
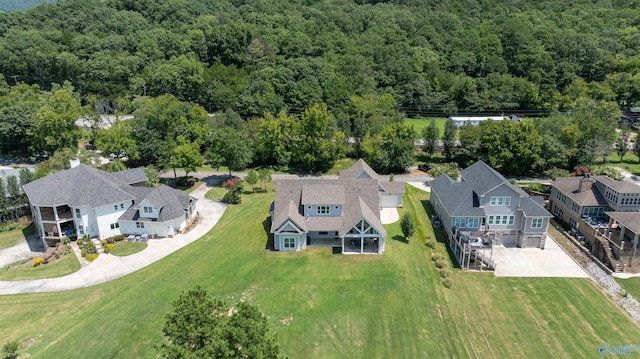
[449,115,520,128]
[22,159,197,247]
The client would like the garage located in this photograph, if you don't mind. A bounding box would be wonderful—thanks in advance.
[380,194,398,208]
[524,235,542,248]
[502,234,517,247]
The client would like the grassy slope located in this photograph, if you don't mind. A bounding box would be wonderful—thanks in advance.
[605,153,640,175]
[0,253,79,281]
[0,224,35,250]
[0,187,638,358]
[110,242,147,257]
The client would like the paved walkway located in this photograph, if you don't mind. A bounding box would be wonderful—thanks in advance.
[0,183,226,295]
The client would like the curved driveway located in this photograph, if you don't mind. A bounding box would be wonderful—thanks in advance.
[0,183,226,295]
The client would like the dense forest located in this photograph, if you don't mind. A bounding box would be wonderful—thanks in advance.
[0,0,638,175]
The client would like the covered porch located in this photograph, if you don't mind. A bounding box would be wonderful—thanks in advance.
[341,218,385,254]
[450,229,495,270]
[603,212,640,272]
[39,205,73,221]
[42,219,77,247]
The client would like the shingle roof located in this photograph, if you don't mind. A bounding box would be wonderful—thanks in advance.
[110,167,147,185]
[552,177,608,206]
[606,211,640,234]
[119,185,196,222]
[271,200,307,233]
[301,185,346,204]
[23,164,135,207]
[593,175,640,194]
[431,160,551,218]
[339,159,379,180]
[379,181,405,194]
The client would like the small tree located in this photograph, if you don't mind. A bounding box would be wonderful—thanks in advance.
[170,138,203,178]
[245,169,259,192]
[258,168,272,192]
[222,178,243,204]
[158,285,279,359]
[616,130,629,162]
[2,340,20,359]
[422,119,440,157]
[144,166,160,187]
[400,213,415,241]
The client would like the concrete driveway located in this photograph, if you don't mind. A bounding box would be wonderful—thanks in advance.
[492,236,589,278]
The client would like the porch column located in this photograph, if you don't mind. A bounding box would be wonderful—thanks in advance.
[56,222,62,238]
[360,234,364,253]
[54,206,59,221]
[35,207,45,237]
[341,236,345,253]
[630,233,640,267]
[619,225,626,247]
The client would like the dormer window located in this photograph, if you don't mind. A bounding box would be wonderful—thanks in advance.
[317,205,330,214]
[143,206,153,214]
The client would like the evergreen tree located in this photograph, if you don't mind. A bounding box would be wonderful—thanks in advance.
[422,119,440,157]
[442,118,457,161]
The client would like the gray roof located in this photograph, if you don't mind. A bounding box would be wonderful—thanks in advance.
[110,167,147,185]
[593,175,640,194]
[431,160,551,218]
[119,185,196,222]
[606,212,640,234]
[271,178,385,236]
[552,177,608,206]
[301,185,346,205]
[23,164,135,207]
[379,181,405,194]
[339,159,379,180]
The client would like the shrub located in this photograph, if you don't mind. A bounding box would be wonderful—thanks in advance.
[33,257,44,267]
[80,248,87,257]
[440,269,452,278]
[435,259,448,269]
[425,239,436,249]
[85,253,99,262]
[2,340,20,359]
[61,237,71,245]
[432,253,444,262]
[0,221,21,233]
[442,278,453,289]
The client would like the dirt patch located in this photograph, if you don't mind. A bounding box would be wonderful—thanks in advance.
[280,314,293,325]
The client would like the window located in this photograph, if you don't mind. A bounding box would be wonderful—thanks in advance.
[490,196,511,206]
[319,231,328,235]
[467,218,479,228]
[502,216,508,225]
[136,222,144,228]
[143,206,152,214]
[495,215,501,224]
[110,223,119,230]
[317,205,330,214]
[508,215,515,225]
[531,218,544,228]
[78,225,84,235]
[120,203,124,209]
[284,237,296,248]
[114,205,118,210]
[453,218,466,228]
[75,208,81,218]
[335,206,339,210]
[488,216,494,225]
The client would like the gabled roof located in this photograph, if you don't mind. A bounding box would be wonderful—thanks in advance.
[430,175,485,217]
[379,181,405,194]
[119,185,196,222]
[460,160,527,197]
[341,197,387,236]
[272,200,307,233]
[431,160,551,218]
[23,164,136,207]
[552,177,608,206]
[593,175,640,194]
[606,212,640,234]
[301,185,345,204]
[339,159,379,180]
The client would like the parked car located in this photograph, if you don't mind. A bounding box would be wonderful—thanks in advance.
[418,163,432,172]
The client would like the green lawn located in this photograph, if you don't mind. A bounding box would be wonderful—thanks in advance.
[605,153,640,175]
[616,277,640,300]
[324,158,357,175]
[0,253,79,281]
[110,242,148,257]
[0,186,639,358]
[405,117,447,138]
[0,224,35,250]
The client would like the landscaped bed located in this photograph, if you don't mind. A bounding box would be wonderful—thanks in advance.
[0,245,79,281]
[1,186,640,358]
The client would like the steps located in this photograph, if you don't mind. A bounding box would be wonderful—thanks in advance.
[91,238,104,254]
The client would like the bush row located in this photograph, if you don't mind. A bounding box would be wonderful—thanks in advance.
[431,253,453,289]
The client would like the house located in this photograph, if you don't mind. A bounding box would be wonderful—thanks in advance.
[548,173,640,271]
[449,115,520,128]
[269,159,404,254]
[22,159,197,247]
[430,161,552,256]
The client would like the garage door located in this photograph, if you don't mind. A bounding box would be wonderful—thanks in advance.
[380,195,397,208]
[525,236,542,248]
[502,234,517,247]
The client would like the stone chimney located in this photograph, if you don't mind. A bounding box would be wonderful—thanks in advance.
[69,157,80,169]
[577,172,594,192]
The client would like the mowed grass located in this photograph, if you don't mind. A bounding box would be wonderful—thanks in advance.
[0,253,79,281]
[110,241,147,257]
[0,224,35,250]
[405,117,447,138]
[605,152,640,175]
[0,186,639,358]
[616,277,640,300]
